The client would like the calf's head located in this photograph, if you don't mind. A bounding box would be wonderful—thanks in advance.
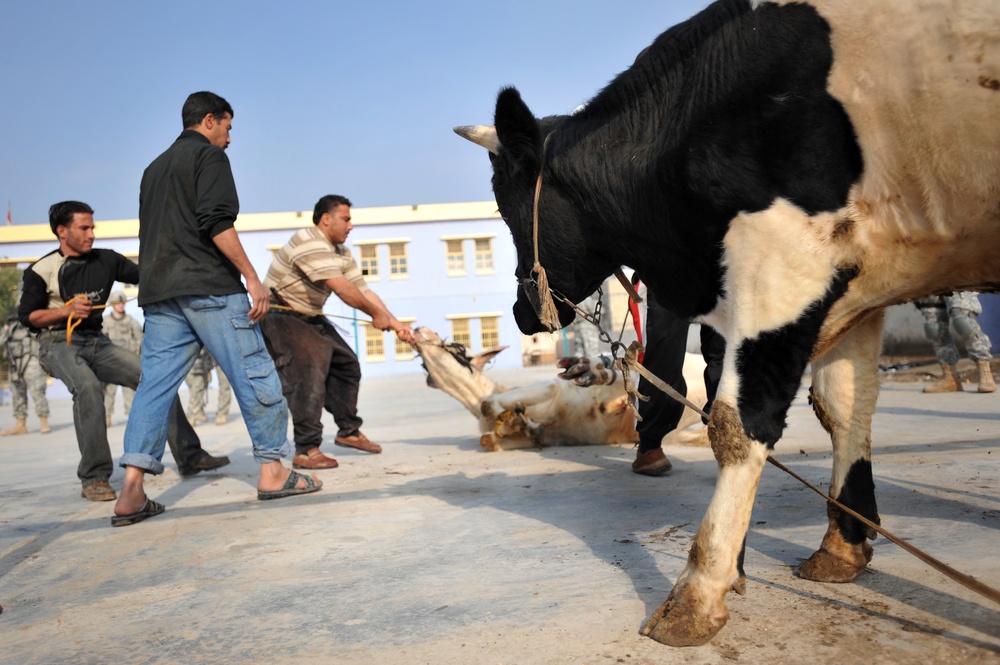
[411,326,507,417]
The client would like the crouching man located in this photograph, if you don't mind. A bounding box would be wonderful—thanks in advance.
[19,201,229,501]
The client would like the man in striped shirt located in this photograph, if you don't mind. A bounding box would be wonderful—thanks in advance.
[260,194,413,470]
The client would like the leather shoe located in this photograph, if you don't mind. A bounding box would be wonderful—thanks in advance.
[178,451,231,477]
[81,479,117,501]
[632,448,672,477]
[293,447,339,469]
[334,431,382,454]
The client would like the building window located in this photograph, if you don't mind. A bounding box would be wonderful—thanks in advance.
[363,324,385,362]
[389,242,408,279]
[394,318,417,360]
[446,239,466,276]
[481,316,499,349]
[475,238,494,274]
[360,245,379,280]
[451,318,471,347]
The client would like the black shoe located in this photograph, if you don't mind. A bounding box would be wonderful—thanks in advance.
[178,451,231,477]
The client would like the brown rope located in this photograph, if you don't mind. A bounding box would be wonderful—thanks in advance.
[530,151,561,332]
[766,455,1000,606]
[613,268,643,304]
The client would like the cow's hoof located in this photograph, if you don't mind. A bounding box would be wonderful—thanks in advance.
[731,574,747,596]
[640,584,728,647]
[797,541,872,583]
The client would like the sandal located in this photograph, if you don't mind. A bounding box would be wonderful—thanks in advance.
[257,469,323,500]
[111,497,166,527]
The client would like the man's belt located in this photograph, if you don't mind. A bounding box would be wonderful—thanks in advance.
[268,300,321,320]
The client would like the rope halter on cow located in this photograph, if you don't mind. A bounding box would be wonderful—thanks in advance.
[526,132,642,330]
[526,134,562,332]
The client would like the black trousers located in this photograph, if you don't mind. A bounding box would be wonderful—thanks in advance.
[636,293,724,453]
[37,330,205,481]
[260,312,363,455]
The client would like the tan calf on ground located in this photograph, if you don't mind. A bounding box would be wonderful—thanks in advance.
[412,327,708,451]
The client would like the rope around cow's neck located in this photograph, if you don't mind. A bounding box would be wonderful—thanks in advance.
[528,134,642,331]
[529,136,562,332]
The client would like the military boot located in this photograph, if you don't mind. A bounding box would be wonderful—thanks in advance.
[39,416,51,434]
[976,359,996,393]
[2,418,28,436]
[923,363,963,393]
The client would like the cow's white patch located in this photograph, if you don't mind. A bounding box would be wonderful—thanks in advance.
[721,198,848,339]
[694,436,769,580]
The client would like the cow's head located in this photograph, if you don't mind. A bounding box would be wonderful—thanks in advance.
[456,87,614,334]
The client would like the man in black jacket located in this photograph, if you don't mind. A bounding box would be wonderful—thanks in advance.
[20,200,229,501]
[114,92,320,527]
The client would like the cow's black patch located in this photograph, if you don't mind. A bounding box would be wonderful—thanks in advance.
[735,267,857,446]
[489,0,863,333]
[736,535,747,581]
[835,458,880,544]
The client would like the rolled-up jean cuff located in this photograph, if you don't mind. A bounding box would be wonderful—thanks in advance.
[119,453,166,475]
[252,439,292,465]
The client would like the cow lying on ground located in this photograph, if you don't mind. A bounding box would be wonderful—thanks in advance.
[456,0,1000,647]
[411,327,708,450]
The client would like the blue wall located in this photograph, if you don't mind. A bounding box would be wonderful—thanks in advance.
[979,294,1000,352]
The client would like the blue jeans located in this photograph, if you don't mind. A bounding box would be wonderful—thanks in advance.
[121,294,290,473]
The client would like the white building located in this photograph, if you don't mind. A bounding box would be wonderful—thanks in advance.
[1,201,600,399]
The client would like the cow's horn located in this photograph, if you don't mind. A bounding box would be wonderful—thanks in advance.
[453,125,501,155]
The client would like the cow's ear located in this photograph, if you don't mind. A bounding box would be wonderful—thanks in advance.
[471,346,508,371]
[495,87,541,166]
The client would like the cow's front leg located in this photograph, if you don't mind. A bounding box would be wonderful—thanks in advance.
[642,398,769,645]
[642,399,768,646]
[642,204,858,646]
[798,311,884,582]
[643,322,816,646]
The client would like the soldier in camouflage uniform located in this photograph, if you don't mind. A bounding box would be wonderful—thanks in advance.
[184,347,231,426]
[101,291,143,427]
[915,291,996,393]
[2,308,51,435]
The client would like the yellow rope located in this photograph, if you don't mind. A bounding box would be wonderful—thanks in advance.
[64,295,108,345]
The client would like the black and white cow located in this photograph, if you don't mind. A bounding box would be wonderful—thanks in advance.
[456,0,1000,647]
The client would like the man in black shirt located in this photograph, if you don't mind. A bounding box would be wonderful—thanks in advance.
[114,91,320,527]
[20,201,229,501]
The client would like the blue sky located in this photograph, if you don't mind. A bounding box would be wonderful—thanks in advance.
[0,1,709,225]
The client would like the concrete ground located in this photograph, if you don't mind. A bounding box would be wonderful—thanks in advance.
[0,365,998,665]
